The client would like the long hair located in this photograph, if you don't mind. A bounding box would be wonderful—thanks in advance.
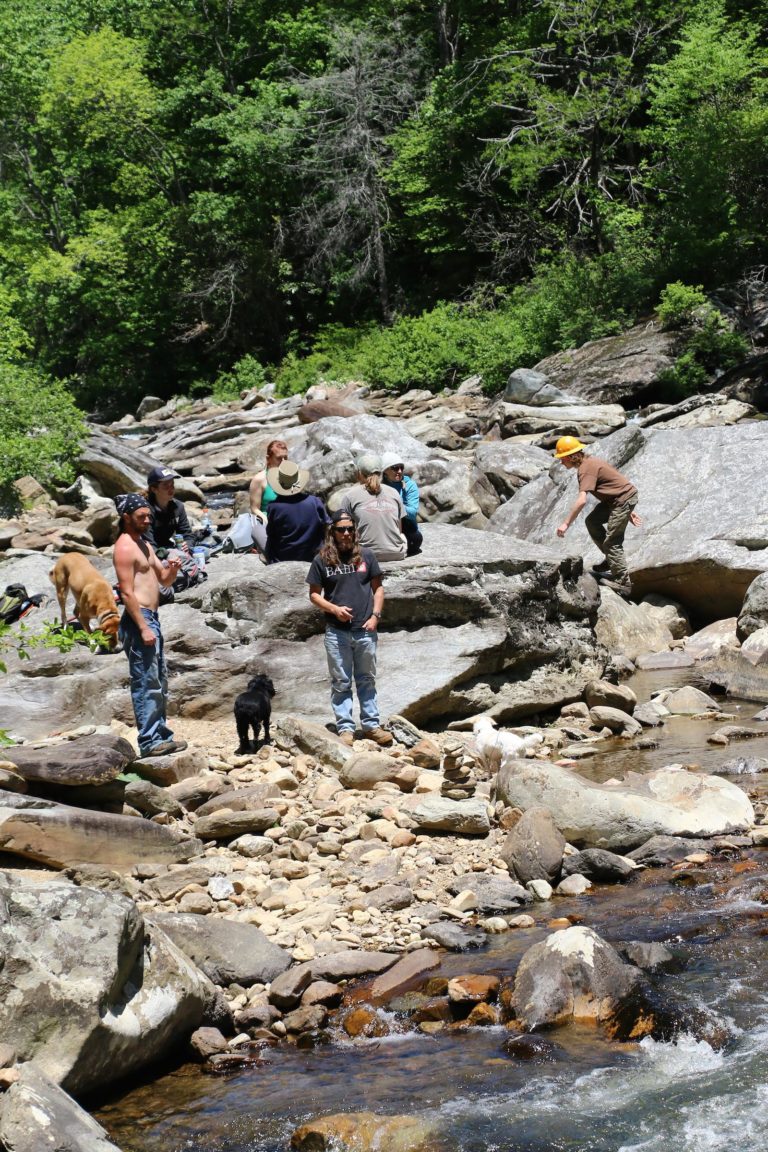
[266,439,288,462]
[361,471,381,495]
[319,521,362,569]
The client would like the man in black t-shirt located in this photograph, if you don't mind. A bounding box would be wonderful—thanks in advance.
[306,510,393,748]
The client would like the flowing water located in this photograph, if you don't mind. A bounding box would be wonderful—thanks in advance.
[95,670,768,1152]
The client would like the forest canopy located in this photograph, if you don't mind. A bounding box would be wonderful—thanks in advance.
[0,0,766,415]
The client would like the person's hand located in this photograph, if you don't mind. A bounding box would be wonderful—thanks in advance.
[556,521,569,538]
[166,555,182,573]
[630,511,642,527]
[363,614,378,632]
[335,605,353,623]
[181,541,191,555]
[140,626,156,646]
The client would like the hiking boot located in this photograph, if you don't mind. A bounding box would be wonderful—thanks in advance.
[590,560,610,576]
[364,727,394,747]
[141,740,177,758]
[598,577,632,598]
[171,739,188,753]
[339,731,355,747]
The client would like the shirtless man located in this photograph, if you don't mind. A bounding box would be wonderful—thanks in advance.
[248,440,289,551]
[113,493,187,758]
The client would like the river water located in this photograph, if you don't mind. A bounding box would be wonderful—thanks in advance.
[95,669,768,1152]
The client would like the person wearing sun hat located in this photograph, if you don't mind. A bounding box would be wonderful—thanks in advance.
[553,436,641,596]
[264,459,329,563]
[340,453,407,562]
[381,451,422,556]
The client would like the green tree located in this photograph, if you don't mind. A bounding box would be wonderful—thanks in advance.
[0,361,85,497]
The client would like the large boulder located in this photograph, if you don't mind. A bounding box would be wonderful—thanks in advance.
[0,1065,123,1152]
[150,912,292,986]
[495,759,754,851]
[486,423,768,619]
[0,872,211,1095]
[489,401,626,440]
[79,427,204,502]
[1,732,135,787]
[530,323,681,405]
[726,626,768,703]
[511,926,652,1038]
[738,572,768,640]
[0,804,203,870]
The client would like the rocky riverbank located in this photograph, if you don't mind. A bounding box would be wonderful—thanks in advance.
[1,327,768,1150]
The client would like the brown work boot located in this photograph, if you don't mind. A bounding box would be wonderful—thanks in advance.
[364,727,394,747]
[338,731,355,747]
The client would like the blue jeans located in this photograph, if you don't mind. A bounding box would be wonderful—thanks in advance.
[119,609,174,754]
[324,626,380,733]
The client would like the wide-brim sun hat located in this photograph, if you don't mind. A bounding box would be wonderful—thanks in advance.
[356,453,383,476]
[267,459,310,496]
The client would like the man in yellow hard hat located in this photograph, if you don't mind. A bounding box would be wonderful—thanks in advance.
[553,437,640,596]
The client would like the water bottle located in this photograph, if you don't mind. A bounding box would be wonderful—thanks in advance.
[192,547,206,570]
[173,533,185,550]
[201,508,213,534]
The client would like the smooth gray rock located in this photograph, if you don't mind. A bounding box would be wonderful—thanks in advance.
[584,680,637,714]
[193,808,279,840]
[495,759,754,851]
[359,884,414,912]
[618,941,676,972]
[194,783,281,818]
[561,849,637,883]
[310,950,398,982]
[0,1064,122,1152]
[0,873,211,1095]
[404,795,490,836]
[501,807,565,885]
[505,369,581,407]
[657,686,720,715]
[268,964,314,1010]
[446,873,531,912]
[420,923,489,951]
[79,427,204,502]
[627,835,711,866]
[151,913,291,986]
[339,753,409,791]
[726,626,768,702]
[490,401,626,439]
[589,706,642,737]
[531,324,681,405]
[0,733,135,787]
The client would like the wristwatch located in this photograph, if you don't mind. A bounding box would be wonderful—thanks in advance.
[372,611,382,619]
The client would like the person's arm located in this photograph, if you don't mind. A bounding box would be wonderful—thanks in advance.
[153,543,181,588]
[249,472,267,517]
[114,539,170,645]
[308,583,353,624]
[265,505,281,563]
[557,491,587,537]
[362,575,384,632]
[174,500,194,549]
[402,476,419,521]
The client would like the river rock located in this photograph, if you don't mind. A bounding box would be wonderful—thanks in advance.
[512,925,651,1039]
[627,835,712,866]
[369,949,441,1003]
[403,795,490,836]
[79,427,204,502]
[339,752,411,791]
[632,701,668,727]
[738,572,768,640]
[269,965,315,1010]
[589,706,642,737]
[594,589,680,660]
[310,951,398,982]
[194,783,281,817]
[150,912,291,985]
[0,803,202,869]
[490,401,626,439]
[446,874,530,913]
[0,872,211,1094]
[420,923,489,951]
[684,618,741,661]
[471,441,553,508]
[0,1064,122,1152]
[584,680,637,713]
[504,368,580,406]
[727,626,768,702]
[500,806,565,885]
[495,759,754,851]
[618,942,676,972]
[1,732,135,787]
[290,1112,442,1152]
[193,808,279,840]
[485,423,768,618]
[561,849,637,882]
[657,686,720,714]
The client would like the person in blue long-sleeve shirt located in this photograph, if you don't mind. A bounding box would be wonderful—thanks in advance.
[381,453,423,555]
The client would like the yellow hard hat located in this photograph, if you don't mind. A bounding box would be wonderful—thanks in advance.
[554,436,586,459]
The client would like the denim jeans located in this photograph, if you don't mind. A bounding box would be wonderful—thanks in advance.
[324,626,380,733]
[119,608,174,754]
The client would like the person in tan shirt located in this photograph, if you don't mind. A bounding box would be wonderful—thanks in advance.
[113,493,187,758]
[553,437,640,595]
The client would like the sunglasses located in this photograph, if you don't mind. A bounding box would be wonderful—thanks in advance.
[333,525,354,534]
[387,464,405,471]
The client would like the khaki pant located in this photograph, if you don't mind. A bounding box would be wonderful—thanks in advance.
[585,496,637,583]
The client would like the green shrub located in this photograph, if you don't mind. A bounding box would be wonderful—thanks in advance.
[206,354,269,403]
[0,361,85,501]
[657,281,708,328]
[656,297,748,399]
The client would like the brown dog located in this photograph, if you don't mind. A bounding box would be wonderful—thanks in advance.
[49,555,121,649]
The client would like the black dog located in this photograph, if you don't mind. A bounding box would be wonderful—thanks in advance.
[234,674,275,753]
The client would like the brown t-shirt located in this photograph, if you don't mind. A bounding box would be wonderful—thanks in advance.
[577,456,637,507]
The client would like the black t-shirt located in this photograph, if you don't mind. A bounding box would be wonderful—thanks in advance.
[306,548,382,629]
